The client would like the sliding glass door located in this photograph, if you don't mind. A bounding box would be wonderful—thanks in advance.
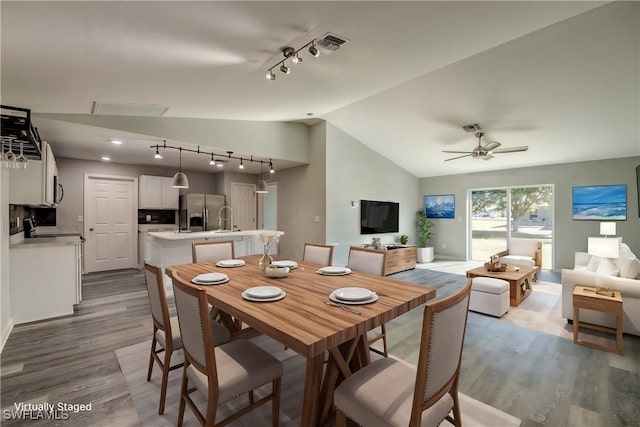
[470,185,553,268]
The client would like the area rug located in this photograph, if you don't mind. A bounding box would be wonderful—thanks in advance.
[116,338,521,427]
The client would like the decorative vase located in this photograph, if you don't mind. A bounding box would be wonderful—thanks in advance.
[259,245,273,273]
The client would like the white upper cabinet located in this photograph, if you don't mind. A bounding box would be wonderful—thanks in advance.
[139,175,178,209]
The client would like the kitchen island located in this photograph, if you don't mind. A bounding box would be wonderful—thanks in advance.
[147,229,282,287]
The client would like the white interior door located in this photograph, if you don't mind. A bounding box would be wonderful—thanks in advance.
[84,174,137,273]
[231,182,256,231]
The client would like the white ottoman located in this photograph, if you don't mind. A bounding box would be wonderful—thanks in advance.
[469,277,510,317]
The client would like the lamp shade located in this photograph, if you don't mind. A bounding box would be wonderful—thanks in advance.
[171,172,189,188]
[587,237,619,258]
[599,222,616,236]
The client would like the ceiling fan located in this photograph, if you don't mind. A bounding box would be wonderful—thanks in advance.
[443,126,529,162]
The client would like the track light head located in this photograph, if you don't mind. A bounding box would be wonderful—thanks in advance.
[292,53,302,64]
[269,162,275,174]
[280,64,290,74]
[239,159,244,169]
[154,145,162,159]
[209,154,215,166]
[309,44,319,58]
[265,70,276,80]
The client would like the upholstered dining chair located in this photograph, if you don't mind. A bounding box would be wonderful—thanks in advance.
[171,273,283,427]
[303,242,334,266]
[192,240,235,263]
[144,263,231,415]
[334,278,473,427]
[347,246,388,357]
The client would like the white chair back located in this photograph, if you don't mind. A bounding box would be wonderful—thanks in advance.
[303,243,334,266]
[348,247,386,276]
[192,240,234,263]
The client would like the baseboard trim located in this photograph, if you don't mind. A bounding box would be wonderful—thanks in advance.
[1,319,14,354]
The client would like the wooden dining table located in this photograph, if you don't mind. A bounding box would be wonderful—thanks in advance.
[166,255,436,427]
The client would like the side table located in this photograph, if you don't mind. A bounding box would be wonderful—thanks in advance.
[572,285,623,354]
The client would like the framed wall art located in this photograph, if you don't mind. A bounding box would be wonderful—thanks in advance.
[572,184,626,220]
[425,194,455,219]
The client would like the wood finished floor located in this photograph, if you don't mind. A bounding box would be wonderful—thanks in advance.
[1,267,639,426]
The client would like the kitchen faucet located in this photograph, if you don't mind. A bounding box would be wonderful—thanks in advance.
[218,206,234,231]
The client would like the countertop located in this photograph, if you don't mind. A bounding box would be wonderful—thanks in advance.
[10,235,83,248]
[148,229,280,241]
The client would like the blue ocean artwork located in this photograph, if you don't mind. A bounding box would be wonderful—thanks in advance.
[426,195,455,219]
[572,184,626,220]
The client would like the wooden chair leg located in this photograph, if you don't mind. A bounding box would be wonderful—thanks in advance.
[336,409,348,427]
[381,324,388,357]
[177,364,188,427]
[146,334,157,381]
[249,390,255,404]
[158,348,171,415]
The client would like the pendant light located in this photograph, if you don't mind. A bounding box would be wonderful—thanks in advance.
[256,162,268,194]
[171,147,189,188]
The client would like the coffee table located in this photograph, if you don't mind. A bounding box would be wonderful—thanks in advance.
[466,265,536,307]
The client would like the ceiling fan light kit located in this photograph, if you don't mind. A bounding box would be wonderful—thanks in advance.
[443,125,529,162]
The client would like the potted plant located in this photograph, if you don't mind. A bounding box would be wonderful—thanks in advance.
[416,209,434,262]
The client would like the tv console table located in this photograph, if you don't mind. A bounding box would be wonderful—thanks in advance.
[383,246,417,275]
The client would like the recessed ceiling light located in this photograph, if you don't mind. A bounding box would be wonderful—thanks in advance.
[101,156,111,161]
[110,139,123,145]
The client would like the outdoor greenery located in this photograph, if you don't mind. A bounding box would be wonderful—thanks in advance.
[416,209,434,248]
[472,187,552,230]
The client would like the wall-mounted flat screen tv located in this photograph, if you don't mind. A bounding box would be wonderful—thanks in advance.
[360,200,399,234]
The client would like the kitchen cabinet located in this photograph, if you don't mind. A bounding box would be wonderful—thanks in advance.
[9,236,82,324]
[139,175,179,209]
[9,141,58,206]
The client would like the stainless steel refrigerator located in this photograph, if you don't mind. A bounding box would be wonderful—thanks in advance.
[179,194,227,231]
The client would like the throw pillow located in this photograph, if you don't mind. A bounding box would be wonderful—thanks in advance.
[586,256,601,272]
[619,256,640,279]
[596,258,620,277]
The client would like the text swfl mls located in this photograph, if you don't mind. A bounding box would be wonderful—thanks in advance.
[3,401,93,421]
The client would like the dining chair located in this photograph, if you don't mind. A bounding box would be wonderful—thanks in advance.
[192,240,235,263]
[144,263,231,415]
[303,242,334,266]
[171,274,283,427]
[334,278,473,427]
[347,246,388,357]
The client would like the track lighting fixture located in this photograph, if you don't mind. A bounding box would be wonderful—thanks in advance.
[151,142,275,176]
[265,39,320,80]
[309,43,319,58]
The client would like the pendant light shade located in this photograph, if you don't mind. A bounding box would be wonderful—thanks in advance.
[171,147,189,188]
[172,172,189,188]
[256,179,268,194]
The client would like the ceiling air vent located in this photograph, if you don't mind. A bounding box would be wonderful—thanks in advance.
[315,33,350,55]
[462,123,482,133]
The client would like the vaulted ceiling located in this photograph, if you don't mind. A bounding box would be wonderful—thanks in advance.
[1,1,638,177]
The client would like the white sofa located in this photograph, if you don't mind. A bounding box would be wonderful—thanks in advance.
[561,245,640,336]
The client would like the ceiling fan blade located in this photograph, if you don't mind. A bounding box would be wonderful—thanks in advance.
[445,153,472,162]
[483,141,501,151]
[442,150,474,154]
[492,146,529,154]
[481,154,494,161]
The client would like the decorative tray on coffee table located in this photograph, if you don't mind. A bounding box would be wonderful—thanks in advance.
[484,262,507,272]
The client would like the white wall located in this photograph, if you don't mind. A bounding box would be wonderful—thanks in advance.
[325,123,419,266]
[1,169,12,351]
[276,123,325,260]
[420,156,640,269]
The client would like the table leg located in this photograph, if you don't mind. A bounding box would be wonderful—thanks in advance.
[616,310,623,354]
[573,305,579,343]
[301,353,324,427]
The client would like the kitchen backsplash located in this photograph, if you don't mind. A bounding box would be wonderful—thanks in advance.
[9,205,56,235]
[138,209,177,225]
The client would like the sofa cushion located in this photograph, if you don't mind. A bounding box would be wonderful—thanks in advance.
[596,258,619,276]
[586,256,601,272]
[616,244,640,279]
[500,255,535,268]
[508,238,539,256]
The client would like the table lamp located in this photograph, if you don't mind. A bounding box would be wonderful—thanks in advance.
[587,237,619,258]
[599,222,616,237]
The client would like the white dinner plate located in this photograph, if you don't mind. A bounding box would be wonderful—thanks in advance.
[333,287,374,301]
[193,272,228,283]
[244,286,283,299]
[271,260,298,269]
[216,259,246,268]
[242,290,286,302]
[192,277,229,286]
[317,266,352,276]
[329,292,378,305]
